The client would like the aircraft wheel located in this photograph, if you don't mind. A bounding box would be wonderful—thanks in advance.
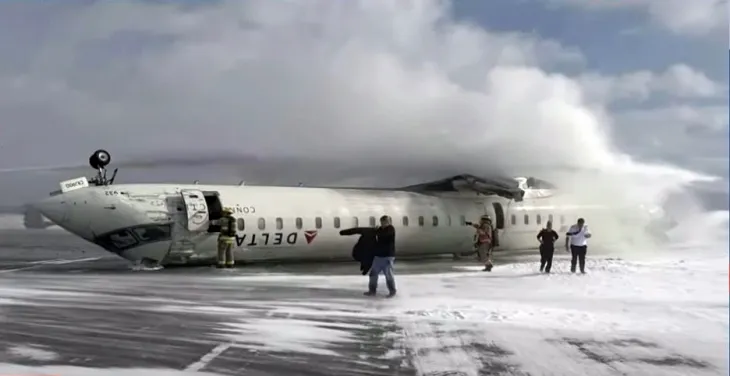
[89,149,111,169]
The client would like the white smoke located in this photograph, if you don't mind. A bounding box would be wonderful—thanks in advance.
[0,0,723,249]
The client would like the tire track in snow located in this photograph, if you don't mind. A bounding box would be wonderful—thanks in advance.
[399,315,482,376]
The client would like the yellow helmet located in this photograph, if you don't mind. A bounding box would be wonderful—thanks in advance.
[222,207,233,215]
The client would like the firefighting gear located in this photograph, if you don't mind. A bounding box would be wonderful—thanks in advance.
[217,208,236,268]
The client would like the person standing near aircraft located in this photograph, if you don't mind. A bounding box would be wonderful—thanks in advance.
[466,215,494,271]
[565,218,591,273]
[365,215,397,297]
[216,208,237,268]
[536,220,559,273]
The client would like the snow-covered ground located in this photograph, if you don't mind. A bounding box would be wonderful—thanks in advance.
[0,208,725,375]
[0,241,726,375]
[220,253,727,375]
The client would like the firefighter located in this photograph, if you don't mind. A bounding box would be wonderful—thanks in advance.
[466,215,494,272]
[217,207,237,268]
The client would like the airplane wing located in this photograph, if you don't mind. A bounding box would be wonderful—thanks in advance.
[399,174,525,202]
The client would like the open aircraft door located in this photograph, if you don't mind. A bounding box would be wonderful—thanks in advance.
[180,190,209,232]
[491,202,507,250]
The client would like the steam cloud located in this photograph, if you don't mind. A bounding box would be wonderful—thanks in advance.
[0,0,719,235]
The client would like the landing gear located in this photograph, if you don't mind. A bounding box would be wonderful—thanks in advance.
[86,149,118,186]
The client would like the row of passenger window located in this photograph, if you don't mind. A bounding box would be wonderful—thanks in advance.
[511,213,565,226]
[235,215,468,231]
[235,213,563,231]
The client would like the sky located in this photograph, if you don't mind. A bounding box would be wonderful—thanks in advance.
[0,0,727,205]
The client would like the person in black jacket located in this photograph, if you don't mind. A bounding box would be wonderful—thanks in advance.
[339,227,377,275]
[365,215,397,297]
[536,220,559,273]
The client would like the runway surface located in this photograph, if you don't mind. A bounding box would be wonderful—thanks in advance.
[0,229,727,376]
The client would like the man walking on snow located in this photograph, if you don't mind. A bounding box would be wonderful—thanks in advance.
[565,218,591,274]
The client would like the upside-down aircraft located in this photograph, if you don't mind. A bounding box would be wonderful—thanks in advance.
[29,149,670,267]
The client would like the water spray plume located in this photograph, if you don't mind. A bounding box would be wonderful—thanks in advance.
[0,0,723,253]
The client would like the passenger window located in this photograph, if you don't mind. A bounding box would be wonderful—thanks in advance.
[432,216,438,226]
[275,217,283,230]
[295,217,303,229]
[418,216,425,226]
[459,215,466,225]
[536,214,542,225]
[352,217,359,227]
[237,218,245,231]
[447,215,452,226]
[334,217,341,229]
[402,216,409,226]
[258,218,266,230]
[315,217,322,229]
[548,214,553,223]
[511,215,516,225]
[560,215,565,224]
[369,216,376,227]
[523,214,529,225]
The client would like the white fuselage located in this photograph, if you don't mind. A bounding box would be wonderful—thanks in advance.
[31,182,643,266]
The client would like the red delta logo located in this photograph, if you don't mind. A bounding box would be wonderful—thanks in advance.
[304,230,318,244]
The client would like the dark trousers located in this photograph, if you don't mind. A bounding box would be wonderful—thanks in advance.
[570,245,587,273]
[539,245,554,272]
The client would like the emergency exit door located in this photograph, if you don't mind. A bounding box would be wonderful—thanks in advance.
[492,202,507,249]
[180,189,209,232]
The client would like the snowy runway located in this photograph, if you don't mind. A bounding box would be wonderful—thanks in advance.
[0,230,726,376]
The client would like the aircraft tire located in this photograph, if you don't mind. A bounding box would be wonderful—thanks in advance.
[89,149,111,169]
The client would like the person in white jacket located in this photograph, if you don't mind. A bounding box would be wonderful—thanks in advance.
[564,218,591,273]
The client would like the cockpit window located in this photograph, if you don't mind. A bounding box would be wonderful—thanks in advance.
[95,224,172,253]
[133,225,171,242]
[106,230,137,249]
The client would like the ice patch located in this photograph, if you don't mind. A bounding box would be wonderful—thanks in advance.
[0,287,102,299]
[0,363,222,375]
[6,345,59,361]
[152,304,254,316]
[0,257,103,273]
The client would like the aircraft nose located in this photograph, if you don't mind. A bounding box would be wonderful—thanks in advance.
[32,194,68,225]
[31,190,97,240]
